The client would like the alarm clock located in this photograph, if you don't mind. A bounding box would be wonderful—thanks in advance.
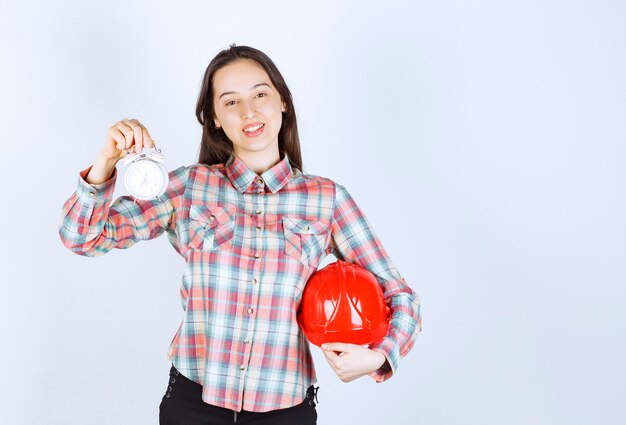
[121,145,169,200]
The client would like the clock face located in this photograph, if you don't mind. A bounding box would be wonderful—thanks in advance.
[125,160,164,199]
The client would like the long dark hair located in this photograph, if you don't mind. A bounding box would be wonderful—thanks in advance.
[195,44,303,172]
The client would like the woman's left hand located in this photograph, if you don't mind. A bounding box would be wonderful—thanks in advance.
[320,342,387,382]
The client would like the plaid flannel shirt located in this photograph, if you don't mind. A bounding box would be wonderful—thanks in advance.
[58,152,422,412]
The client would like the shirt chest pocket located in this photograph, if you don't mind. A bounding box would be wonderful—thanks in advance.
[188,204,235,250]
[282,217,329,269]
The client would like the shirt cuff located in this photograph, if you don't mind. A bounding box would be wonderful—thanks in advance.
[77,164,117,204]
[367,337,398,383]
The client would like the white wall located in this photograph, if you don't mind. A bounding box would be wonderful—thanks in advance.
[0,0,624,424]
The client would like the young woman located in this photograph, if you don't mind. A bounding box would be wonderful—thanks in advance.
[59,44,422,425]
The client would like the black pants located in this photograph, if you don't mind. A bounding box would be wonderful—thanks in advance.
[159,364,318,424]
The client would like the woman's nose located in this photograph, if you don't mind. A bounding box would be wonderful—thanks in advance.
[240,99,256,118]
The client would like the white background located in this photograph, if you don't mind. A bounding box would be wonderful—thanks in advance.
[0,0,624,424]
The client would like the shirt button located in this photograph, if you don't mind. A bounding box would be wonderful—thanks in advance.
[247,308,254,315]
[257,189,263,194]
[251,278,258,284]
[88,192,95,197]
[254,253,260,259]
[255,226,262,231]
[209,215,216,221]
[255,209,262,215]
[240,365,246,371]
[243,338,249,344]
[304,225,310,232]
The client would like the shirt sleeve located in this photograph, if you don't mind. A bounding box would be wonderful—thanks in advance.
[329,182,423,383]
[58,164,189,257]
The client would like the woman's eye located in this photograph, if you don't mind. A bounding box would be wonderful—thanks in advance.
[256,92,267,98]
[225,100,236,106]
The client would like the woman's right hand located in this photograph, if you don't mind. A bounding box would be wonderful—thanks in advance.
[100,118,155,162]
[86,118,156,185]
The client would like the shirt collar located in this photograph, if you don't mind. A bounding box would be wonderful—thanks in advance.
[225,151,294,194]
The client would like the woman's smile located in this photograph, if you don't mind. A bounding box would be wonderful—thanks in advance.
[242,122,265,137]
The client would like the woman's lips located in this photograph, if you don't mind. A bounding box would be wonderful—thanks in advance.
[242,123,265,138]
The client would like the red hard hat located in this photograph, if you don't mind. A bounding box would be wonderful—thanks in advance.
[297,260,391,347]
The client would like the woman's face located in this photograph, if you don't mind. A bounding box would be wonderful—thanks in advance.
[212,59,286,160]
